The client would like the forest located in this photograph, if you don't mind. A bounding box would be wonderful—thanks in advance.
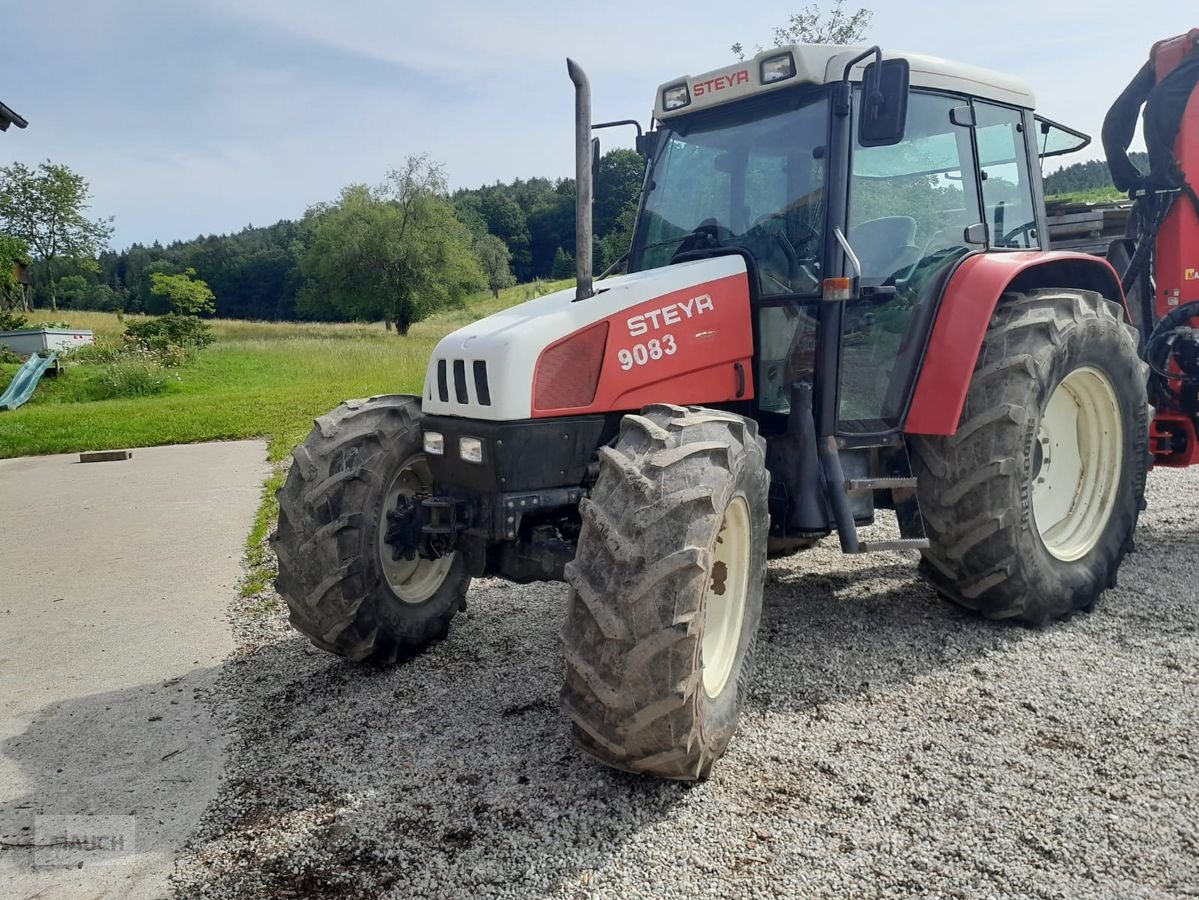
[1042,151,1146,196]
[3,131,1141,328]
[11,148,645,323]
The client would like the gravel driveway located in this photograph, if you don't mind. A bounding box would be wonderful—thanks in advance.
[175,467,1199,899]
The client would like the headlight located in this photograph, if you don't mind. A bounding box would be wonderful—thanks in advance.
[760,52,796,85]
[662,84,690,111]
[459,436,484,464]
[423,431,444,455]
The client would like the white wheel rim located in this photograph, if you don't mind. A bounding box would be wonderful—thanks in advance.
[702,494,751,699]
[1031,366,1123,562]
[377,455,454,604]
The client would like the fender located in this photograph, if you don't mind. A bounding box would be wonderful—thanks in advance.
[904,251,1125,435]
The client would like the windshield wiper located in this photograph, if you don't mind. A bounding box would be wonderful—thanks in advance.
[599,229,713,279]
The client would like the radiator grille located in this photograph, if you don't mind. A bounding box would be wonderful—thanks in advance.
[432,357,492,408]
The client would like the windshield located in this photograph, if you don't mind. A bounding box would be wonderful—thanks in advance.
[629,90,830,296]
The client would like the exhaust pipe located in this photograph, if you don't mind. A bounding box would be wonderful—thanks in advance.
[567,58,593,302]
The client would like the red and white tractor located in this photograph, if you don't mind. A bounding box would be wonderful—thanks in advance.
[273,34,1199,779]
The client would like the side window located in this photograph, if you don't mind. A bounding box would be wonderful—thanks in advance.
[840,91,982,431]
[975,101,1038,248]
[848,91,981,285]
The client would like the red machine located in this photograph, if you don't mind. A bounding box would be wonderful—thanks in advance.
[1104,29,1199,465]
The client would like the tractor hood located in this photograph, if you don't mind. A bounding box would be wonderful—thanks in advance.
[422,254,754,421]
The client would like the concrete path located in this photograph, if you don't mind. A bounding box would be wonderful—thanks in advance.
[0,441,269,899]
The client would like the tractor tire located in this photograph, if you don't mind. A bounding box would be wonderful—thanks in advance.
[560,404,770,780]
[272,395,470,663]
[910,289,1149,625]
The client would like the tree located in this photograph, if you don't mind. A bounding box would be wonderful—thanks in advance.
[150,267,216,315]
[56,273,90,308]
[732,1,872,60]
[298,156,484,335]
[475,234,515,298]
[551,247,575,279]
[0,232,30,312]
[595,149,645,237]
[0,161,113,310]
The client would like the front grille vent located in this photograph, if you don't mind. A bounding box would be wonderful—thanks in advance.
[433,357,492,407]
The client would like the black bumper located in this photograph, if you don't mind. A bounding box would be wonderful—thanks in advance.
[420,414,618,542]
[421,414,615,494]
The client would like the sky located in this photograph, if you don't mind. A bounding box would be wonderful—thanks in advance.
[1,0,1192,249]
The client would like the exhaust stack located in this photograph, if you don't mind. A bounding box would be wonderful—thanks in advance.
[567,58,593,301]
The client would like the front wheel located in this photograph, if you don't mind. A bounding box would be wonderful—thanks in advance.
[560,404,769,780]
[910,289,1149,624]
[272,395,470,662]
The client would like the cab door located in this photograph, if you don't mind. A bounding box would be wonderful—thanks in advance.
[836,90,984,437]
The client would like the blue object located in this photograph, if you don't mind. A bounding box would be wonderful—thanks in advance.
[0,352,57,411]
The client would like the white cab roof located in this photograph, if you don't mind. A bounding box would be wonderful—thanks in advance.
[655,44,1036,120]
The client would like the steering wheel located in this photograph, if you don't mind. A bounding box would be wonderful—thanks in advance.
[999,221,1037,248]
[750,213,819,286]
[670,219,735,261]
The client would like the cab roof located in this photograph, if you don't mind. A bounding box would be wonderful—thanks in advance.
[654,45,1036,120]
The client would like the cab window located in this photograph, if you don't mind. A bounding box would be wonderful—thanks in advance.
[839,90,982,431]
[974,101,1038,248]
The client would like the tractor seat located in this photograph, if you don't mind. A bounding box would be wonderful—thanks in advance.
[850,215,922,282]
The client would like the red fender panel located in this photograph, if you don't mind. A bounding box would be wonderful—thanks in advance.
[904,251,1125,435]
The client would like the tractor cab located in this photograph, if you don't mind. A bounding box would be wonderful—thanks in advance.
[629,45,1084,436]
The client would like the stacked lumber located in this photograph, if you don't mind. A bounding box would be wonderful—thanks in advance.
[1044,199,1133,255]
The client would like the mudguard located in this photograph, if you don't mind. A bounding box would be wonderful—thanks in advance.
[903,251,1124,435]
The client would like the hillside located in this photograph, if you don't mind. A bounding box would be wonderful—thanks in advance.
[1044,152,1147,198]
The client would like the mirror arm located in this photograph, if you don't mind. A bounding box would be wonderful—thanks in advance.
[592,119,643,138]
[841,45,883,82]
[841,46,885,117]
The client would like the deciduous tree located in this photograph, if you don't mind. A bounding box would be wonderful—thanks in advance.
[732,2,872,60]
[150,267,216,315]
[475,233,515,298]
[0,161,113,310]
[298,156,484,335]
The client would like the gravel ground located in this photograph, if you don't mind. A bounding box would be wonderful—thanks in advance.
[173,467,1199,899]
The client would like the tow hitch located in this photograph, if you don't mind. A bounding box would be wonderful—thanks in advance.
[383,496,467,561]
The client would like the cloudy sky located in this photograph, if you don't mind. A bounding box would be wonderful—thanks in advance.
[2,1,1191,248]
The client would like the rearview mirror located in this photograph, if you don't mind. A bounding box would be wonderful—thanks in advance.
[635,130,658,159]
[858,58,909,147]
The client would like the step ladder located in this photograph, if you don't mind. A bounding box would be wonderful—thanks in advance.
[819,440,930,554]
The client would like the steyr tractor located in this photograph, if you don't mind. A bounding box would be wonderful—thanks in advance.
[273,34,1199,780]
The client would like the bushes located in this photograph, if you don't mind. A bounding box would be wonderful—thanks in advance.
[67,339,124,365]
[97,355,172,399]
[0,309,28,331]
[42,313,216,403]
[123,313,214,353]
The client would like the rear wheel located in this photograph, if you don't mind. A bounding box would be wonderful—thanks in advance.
[910,289,1149,624]
[560,404,769,780]
[272,395,469,662]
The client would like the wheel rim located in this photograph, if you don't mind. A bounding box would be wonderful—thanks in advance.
[702,494,751,699]
[1031,366,1123,562]
[377,455,454,604]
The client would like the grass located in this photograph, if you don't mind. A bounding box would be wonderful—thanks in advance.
[0,279,572,599]
[0,278,571,463]
[1046,187,1128,205]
